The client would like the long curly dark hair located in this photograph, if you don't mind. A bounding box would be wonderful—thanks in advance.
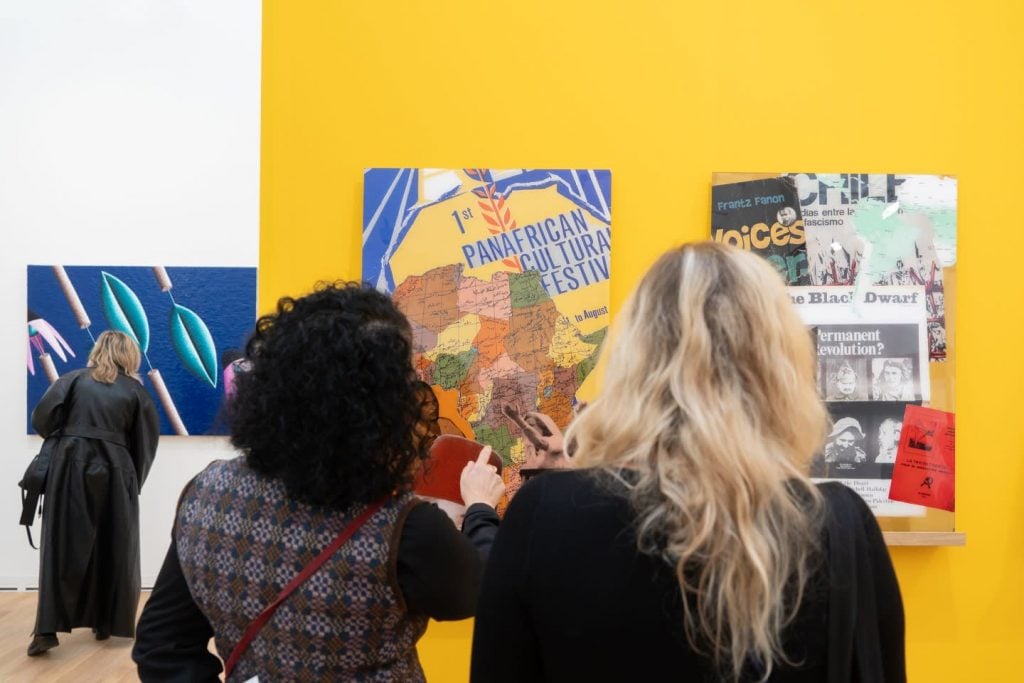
[228,282,424,509]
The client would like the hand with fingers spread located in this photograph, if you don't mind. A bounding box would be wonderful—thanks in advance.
[460,446,505,509]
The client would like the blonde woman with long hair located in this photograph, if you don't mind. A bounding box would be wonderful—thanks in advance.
[26,330,159,656]
[471,242,905,682]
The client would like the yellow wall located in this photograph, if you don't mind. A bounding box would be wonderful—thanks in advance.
[261,1,1024,679]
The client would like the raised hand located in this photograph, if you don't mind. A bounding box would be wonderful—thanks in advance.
[460,446,505,509]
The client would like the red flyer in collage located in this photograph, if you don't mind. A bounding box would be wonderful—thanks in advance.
[888,405,955,511]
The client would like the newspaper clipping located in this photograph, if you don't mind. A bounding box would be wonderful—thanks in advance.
[791,284,929,516]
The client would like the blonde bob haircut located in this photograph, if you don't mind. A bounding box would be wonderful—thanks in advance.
[88,330,142,384]
[567,241,829,681]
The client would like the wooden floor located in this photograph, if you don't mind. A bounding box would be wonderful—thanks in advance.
[0,591,222,682]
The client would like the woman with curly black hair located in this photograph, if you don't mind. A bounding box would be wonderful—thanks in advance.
[133,282,503,682]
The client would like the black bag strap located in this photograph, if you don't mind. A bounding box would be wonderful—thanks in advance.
[20,488,38,549]
[223,497,388,678]
[824,483,857,683]
[823,482,885,683]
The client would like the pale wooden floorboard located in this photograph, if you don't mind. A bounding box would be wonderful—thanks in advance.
[0,591,223,682]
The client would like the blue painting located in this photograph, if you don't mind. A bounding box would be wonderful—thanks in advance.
[27,265,256,436]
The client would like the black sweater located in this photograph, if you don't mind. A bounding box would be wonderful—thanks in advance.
[471,470,905,682]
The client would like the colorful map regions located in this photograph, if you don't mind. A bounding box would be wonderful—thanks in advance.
[363,168,611,489]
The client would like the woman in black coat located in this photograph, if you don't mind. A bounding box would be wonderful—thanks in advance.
[28,330,159,656]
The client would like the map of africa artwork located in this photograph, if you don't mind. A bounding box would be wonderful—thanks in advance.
[363,168,611,494]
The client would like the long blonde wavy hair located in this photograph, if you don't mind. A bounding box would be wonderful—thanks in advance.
[88,330,142,384]
[568,241,829,680]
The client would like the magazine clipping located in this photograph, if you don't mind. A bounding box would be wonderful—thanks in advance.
[710,177,810,286]
[790,284,930,516]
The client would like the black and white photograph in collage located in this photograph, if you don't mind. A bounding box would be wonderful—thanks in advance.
[810,401,917,479]
[823,358,869,401]
[870,357,916,401]
[814,323,923,403]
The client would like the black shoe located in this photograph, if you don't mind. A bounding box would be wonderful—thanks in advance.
[92,628,110,641]
[27,633,59,656]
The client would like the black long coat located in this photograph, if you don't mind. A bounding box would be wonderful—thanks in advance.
[31,368,159,637]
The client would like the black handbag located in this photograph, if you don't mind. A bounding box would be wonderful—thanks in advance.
[18,374,81,549]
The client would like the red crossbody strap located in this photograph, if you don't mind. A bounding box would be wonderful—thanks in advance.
[223,496,389,678]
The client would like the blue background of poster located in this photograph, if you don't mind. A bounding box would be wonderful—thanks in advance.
[27,265,256,435]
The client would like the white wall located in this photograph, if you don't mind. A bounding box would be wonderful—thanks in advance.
[0,2,261,587]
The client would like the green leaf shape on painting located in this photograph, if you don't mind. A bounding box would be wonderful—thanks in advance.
[169,303,218,388]
[100,272,150,352]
